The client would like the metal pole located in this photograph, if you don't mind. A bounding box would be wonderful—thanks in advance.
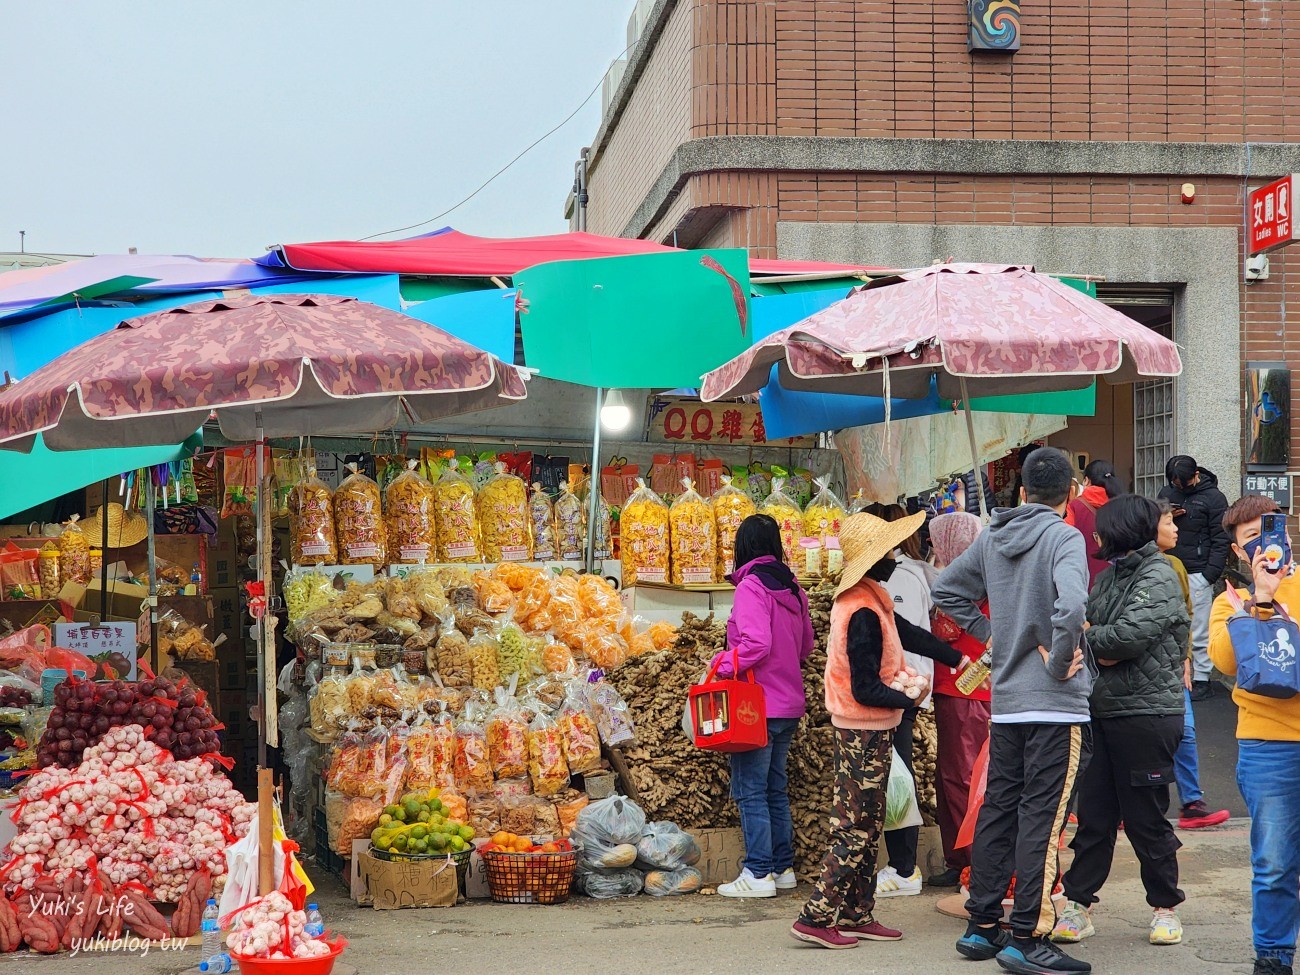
[145,473,158,672]
[255,413,268,770]
[575,148,590,233]
[585,387,605,573]
[98,479,109,619]
[959,377,990,522]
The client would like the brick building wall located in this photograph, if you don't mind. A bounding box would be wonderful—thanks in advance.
[580,0,1300,486]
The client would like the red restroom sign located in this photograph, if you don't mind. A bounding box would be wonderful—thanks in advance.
[1249,175,1298,255]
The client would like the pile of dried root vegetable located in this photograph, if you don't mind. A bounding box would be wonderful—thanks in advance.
[607,583,940,877]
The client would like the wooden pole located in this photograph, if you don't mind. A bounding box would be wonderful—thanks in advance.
[257,768,275,896]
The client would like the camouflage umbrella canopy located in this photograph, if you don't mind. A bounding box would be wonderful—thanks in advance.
[0,292,528,452]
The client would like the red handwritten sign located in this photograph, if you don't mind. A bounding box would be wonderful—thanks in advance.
[647,396,815,448]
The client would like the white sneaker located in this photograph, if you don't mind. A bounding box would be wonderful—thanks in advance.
[718,869,777,898]
[1150,907,1182,945]
[775,868,798,890]
[875,866,922,898]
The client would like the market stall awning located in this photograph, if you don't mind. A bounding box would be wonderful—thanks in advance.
[405,287,519,364]
[258,229,883,280]
[0,254,328,320]
[0,431,202,520]
[515,248,752,388]
[752,285,1097,440]
[0,293,529,450]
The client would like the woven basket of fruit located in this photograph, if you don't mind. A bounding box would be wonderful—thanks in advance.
[480,834,578,905]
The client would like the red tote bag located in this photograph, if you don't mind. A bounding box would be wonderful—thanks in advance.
[688,647,768,752]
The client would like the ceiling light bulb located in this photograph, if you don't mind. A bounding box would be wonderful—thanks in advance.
[600,388,632,432]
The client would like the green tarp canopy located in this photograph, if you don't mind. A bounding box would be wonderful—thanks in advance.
[0,432,203,521]
[516,248,752,388]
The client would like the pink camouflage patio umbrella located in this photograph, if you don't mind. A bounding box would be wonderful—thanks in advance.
[0,292,528,762]
[700,263,1183,516]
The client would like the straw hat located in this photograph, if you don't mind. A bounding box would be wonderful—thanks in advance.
[80,503,149,549]
[835,510,927,598]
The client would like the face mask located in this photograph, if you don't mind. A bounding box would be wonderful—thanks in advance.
[866,557,897,583]
[1244,536,1292,574]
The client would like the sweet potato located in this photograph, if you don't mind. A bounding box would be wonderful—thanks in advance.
[98,872,124,940]
[18,910,60,954]
[119,888,168,941]
[61,892,90,951]
[170,870,211,938]
[0,899,21,953]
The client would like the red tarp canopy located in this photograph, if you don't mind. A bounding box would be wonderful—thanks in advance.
[263,230,881,279]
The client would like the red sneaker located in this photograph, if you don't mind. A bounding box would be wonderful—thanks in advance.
[839,920,904,941]
[790,923,858,949]
[1179,801,1231,829]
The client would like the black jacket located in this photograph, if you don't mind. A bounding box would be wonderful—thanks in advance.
[1085,542,1189,719]
[1157,467,1230,582]
[846,611,963,708]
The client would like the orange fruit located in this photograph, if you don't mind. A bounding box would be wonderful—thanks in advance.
[491,831,512,847]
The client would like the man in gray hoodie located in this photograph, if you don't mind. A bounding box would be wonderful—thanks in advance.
[934,447,1093,975]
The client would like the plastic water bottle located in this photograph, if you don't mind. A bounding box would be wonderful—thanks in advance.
[305,904,324,939]
[201,899,221,958]
[199,954,232,974]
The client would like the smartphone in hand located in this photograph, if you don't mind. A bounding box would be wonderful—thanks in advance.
[1261,513,1289,574]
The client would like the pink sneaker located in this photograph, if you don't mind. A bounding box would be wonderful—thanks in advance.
[839,919,903,941]
[790,922,858,949]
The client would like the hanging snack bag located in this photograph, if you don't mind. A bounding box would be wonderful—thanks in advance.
[334,465,387,566]
[803,477,847,545]
[433,460,481,563]
[0,544,40,599]
[56,516,91,586]
[385,461,437,565]
[711,475,757,579]
[220,447,259,518]
[559,683,602,774]
[478,463,532,563]
[434,614,473,687]
[527,709,570,797]
[288,470,337,565]
[468,628,502,692]
[529,483,558,561]
[620,479,670,587]
[486,687,529,780]
[554,482,585,562]
[848,489,869,514]
[759,477,803,566]
[669,478,716,585]
[583,490,614,561]
[406,708,457,792]
[454,702,494,795]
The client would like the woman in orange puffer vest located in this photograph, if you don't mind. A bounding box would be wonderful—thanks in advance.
[791,512,963,951]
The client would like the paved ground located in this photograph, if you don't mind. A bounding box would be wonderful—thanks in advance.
[1192,679,1247,818]
[7,821,1256,975]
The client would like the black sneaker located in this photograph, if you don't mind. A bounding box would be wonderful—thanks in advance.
[930,868,962,888]
[1190,680,1214,701]
[1254,958,1294,975]
[996,936,1091,974]
[957,923,1011,960]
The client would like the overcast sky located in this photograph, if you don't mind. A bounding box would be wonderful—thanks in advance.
[0,2,631,258]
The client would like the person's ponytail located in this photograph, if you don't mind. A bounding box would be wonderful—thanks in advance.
[1084,459,1124,499]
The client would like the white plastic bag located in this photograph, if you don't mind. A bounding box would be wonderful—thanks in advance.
[884,746,923,831]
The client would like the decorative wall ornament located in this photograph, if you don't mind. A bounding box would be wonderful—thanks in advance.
[969,0,1021,52]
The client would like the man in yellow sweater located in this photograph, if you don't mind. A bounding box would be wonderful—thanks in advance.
[1208,495,1300,975]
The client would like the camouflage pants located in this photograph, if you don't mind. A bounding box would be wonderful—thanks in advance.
[797,726,893,928]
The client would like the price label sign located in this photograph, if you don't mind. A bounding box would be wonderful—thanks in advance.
[53,622,138,680]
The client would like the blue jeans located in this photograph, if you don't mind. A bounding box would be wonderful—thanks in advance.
[1173,689,1203,806]
[730,716,800,877]
[1237,739,1300,967]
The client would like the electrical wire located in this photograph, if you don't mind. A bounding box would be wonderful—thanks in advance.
[360,40,636,242]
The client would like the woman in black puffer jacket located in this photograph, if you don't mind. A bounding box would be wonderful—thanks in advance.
[1052,495,1192,949]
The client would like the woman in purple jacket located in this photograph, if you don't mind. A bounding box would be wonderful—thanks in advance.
[714,514,815,898]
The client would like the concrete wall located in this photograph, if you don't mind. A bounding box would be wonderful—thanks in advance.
[776,221,1243,496]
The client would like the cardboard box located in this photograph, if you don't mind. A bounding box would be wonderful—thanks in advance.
[463,843,490,900]
[208,519,239,589]
[689,828,745,886]
[351,840,372,904]
[0,598,75,630]
[356,850,458,909]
